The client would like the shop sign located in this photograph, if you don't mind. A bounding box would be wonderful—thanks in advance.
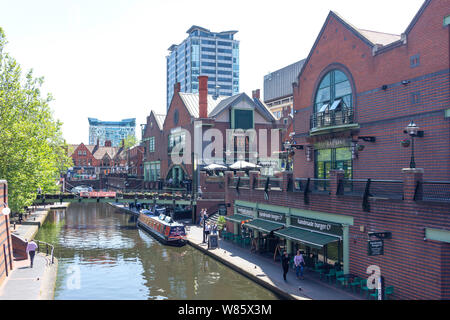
[236,206,254,217]
[291,217,343,236]
[218,204,227,216]
[208,235,219,249]
[368,240,384,256]
[258,210,286,223]
[314,138,350,150]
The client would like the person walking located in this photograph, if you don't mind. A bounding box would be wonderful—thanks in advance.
[281,251,290,281]
[205,223,211,242]
[26,239,38,268]
[294,250,305,280]
[199,209,205,226]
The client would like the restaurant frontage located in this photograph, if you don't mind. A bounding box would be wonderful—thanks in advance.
[225,200,354,273]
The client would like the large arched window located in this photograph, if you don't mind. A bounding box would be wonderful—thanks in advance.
[315,70,352,114]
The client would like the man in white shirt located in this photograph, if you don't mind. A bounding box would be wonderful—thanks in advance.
[26,239,38,268]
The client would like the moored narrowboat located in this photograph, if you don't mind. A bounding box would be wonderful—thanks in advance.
[137,211,187,247]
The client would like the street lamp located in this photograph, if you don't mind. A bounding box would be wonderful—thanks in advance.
[405,121,420,169]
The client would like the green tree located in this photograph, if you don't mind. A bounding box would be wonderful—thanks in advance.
[0,28,72,213]
[123,134,138,149]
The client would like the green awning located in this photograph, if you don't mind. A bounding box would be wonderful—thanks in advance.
[275,227,340,248]
[225,214,253,223]
[244,219,284,233]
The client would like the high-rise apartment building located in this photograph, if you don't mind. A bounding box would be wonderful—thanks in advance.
[88,118,136,147]
[166,25,240,110]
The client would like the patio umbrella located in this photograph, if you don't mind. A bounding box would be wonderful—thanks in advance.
[229,161,261,170]
[203,163,228,171]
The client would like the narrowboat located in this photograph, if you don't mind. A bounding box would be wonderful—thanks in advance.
[137,211,187,247]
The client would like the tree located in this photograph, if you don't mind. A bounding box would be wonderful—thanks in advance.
[0,28,73,213]
[123,134,138,149]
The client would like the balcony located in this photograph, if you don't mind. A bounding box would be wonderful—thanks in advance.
[310,106,358,135]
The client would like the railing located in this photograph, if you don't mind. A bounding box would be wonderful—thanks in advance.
[36,240,54,264]
[310,179,330,194]
[310,107,354,130]
[419,181,450,203]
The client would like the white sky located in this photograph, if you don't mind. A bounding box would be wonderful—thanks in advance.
[0,0,425,144]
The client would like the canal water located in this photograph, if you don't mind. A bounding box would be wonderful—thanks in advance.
[35,203,277,300]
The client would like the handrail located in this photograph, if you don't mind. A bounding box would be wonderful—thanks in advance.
[36,240,55,264]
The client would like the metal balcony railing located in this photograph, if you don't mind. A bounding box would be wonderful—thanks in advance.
[310,107,354,130]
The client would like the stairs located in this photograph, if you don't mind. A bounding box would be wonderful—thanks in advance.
[205,211,219,224]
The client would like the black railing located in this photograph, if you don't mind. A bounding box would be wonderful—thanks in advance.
[36,240,54,264]
[310,179,330,194]
[310,107,354,130]
[419,181,450,203]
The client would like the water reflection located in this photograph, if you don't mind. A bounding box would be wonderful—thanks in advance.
[35,203,277,300]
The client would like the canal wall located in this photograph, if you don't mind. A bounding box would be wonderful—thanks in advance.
[185,226,306,300]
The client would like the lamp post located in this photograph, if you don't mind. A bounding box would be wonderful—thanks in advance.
[405,121,420,169]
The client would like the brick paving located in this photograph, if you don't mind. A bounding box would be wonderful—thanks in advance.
[185,225,364,300]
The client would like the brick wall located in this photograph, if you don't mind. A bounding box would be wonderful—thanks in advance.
[292,0,450,181]
[0,181,13,287]
[223,170,450,300]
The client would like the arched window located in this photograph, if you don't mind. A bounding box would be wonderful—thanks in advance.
[315,70,352,113]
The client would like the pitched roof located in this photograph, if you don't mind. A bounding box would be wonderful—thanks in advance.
[179,93,229,118]
[357,29,401,46]
[93,146,120,160]
[154,113,166,131]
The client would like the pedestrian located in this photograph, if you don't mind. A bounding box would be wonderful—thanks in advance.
[212,223,218,235]
[205,223,211,242]
[281,251,290,281]
[294,250,305,280]
[26,239,38,268]
[199,209,205,225]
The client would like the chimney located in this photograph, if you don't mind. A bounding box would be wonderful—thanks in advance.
[252,89,260,100]
[198,75,208,118]
[174,82,181,94]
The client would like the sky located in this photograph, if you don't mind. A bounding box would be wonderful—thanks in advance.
[0,0,425,144]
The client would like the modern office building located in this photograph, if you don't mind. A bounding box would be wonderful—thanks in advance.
[166,25,240,110]
[264,59,305,119]
[88,118,136,147]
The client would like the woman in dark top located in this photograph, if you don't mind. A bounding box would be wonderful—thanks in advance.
[281,251,290,281]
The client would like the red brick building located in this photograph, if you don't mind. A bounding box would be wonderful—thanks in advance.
[292,0,450,181]
[223,0,450,300]
[0,180,13,287]
[68,140,127,180]
[142,76,285,187]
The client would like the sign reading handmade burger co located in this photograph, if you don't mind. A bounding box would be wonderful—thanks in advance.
[291,217,343,237]
[236,206,255,217]
[258,210,286,224]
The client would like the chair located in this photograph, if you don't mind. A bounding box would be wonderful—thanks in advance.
[325,268,336,283]
[335,271,345,287]
[360,279,375,299]
[385,286,394,300]
[243,237,251,248]
[349,277,362,293]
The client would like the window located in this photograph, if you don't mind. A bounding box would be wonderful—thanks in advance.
[315,147,352,180]
[149,137,155,152]
[233,109,253,129]
[410,54,420,68]
[315,70,352,113]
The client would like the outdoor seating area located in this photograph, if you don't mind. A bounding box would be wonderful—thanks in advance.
[310,262,395,299]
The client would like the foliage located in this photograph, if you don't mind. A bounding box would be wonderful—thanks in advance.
[217,216,227,230]
[0,28,73,213]
[123,134,138,149]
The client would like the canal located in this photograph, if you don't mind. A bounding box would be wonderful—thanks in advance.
[35,203,278,300]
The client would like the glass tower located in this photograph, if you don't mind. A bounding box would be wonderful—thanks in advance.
[88,118,136,147]
[166,25,240,110]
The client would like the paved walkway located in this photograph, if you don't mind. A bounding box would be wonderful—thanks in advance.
[0,253,58,300]
[185,225,363,300]
[10,203,69,240]
[0,204,64,300]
